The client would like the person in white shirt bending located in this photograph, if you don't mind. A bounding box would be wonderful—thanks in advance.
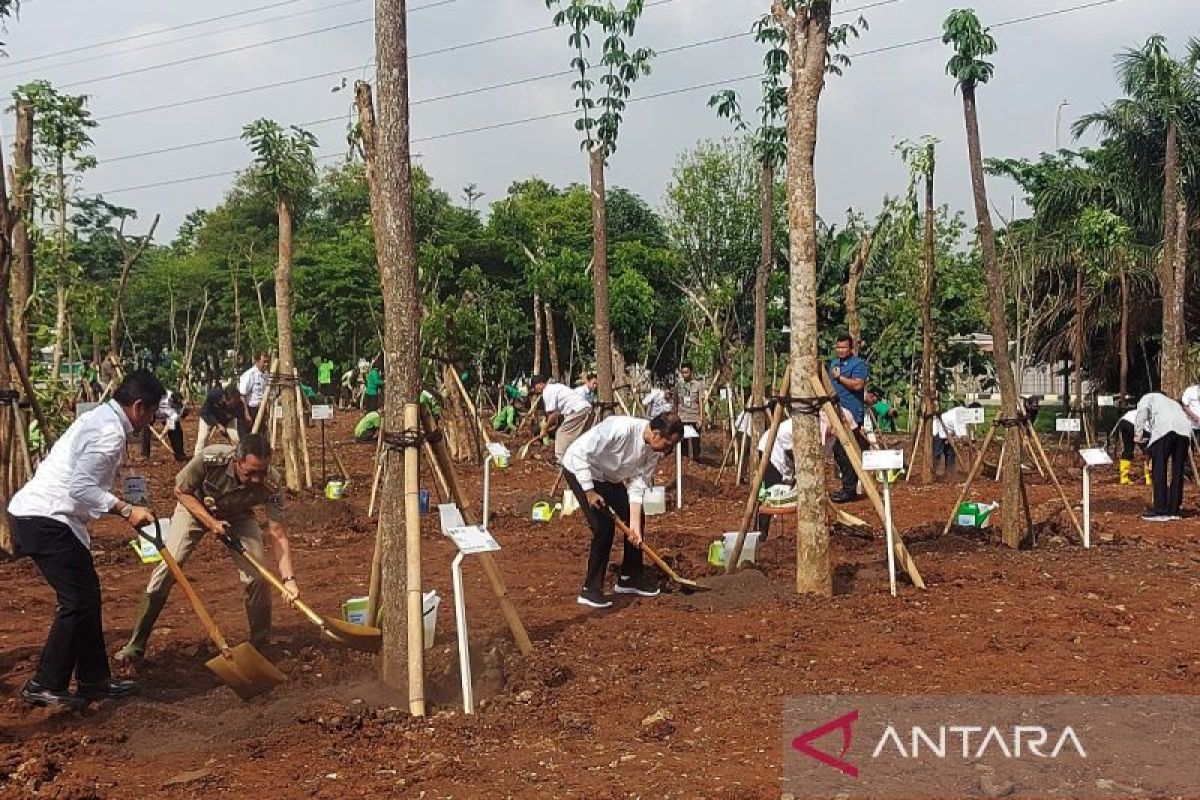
[237,351,270,436]
[562,413,684,609]
[1135,392,1194,521]
[531,375,593,463]
[7,370,164,709]
[932,403,980,476]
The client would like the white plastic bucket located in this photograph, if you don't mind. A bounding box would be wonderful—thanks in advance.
[562,489,580,516]
[643,486,667,516]
[722,531,761,566]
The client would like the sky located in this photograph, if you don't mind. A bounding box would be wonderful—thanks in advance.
[0,0,1193,241]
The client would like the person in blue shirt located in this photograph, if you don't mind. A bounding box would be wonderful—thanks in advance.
[829,334,869,503]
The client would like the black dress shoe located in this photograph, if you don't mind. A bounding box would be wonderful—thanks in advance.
[20,680,85,710]
[830,491,858,504]
[76,679,140,701]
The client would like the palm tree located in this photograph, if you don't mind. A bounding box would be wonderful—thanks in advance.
[943,8,1023,549]
[242,119,318,491]
[1074,35,1200,397]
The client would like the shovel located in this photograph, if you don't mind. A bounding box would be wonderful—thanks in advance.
[217,534,382,654]
[134,520,286,701]
[602,506,710,593]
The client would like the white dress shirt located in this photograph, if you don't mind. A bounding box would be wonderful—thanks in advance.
[8,400,134,548]
[542,381,590,417]
[239,364,268,407]
[562,416,662,504]
[643,388,672,420]
[1134,393,1193,446]
[933,407,969,439]
[1181,384,1200,430]
[758,417,794,481]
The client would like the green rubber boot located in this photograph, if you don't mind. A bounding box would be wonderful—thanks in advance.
[114,592,168,663]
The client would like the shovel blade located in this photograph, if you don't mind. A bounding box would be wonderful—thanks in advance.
[320,617,382,654]
[205,643,287,701]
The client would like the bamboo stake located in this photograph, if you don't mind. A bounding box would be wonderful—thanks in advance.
[420,406,532,655]
[368,425,386,516]
[251,357,279,434]
[367,502,385,627]
[808,373,925,589]
[294,383,313,489]
[424,440,451,502]
[404,403,425,716]
[726,367,791,573]
[448,366,492,447]
[941,422,999,537]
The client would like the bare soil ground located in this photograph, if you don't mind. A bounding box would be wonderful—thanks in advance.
[1,416,1198,799]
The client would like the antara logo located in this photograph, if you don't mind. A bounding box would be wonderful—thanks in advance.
[792,711,1087,777]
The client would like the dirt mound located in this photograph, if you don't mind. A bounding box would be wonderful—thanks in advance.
[670,567,785,612]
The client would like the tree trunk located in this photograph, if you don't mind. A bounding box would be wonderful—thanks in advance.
[750,158,774,471]
[544,300,561,382]
[781,0,831,596]
[0,122,16,554]
[1171,197,1189,389]
[588,145,614,409]
[275,197,303,492]
[9,99,33,378]
[961,81,1022,549]
[532,290,543,376]
[917,164,936,484]
[1158,121,1181,397]
[1073,259,1086,445]
[50,160,67,382]
[1119,254,1129,399]
[371,0,424,695]
[844,232,872,348]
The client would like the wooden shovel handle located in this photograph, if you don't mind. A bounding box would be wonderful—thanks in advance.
[600,506,680,581]
[135,521,231,654]
[218,535,325,627]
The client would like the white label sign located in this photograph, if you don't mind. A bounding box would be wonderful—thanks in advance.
[123,475,149,503]
[962,406,985,425]
[1097,395,1116,407]
[1079,448,1113,467]
[273,404,284,420]
[1056,417,1082,432]
[486,442,511,460]
[75,401,99,418]
[719,388,728,401]
[683,425,699,440]
[862,449,904,472]
[311,404,334,421]
[447,525,501,555]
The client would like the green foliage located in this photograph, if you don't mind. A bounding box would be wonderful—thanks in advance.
[241,119,319,206]
[546,0,654,157]
[942,8,997,88]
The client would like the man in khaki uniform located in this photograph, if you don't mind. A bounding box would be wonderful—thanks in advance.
[115,434,299,663]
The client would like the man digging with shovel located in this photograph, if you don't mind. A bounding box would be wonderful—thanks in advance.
[115,434,299,664]
[562,412,684,609]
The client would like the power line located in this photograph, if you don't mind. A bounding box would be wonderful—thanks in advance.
[93,0,897,123]
[95,0,1119,196]
[0,0,373,82]
[53,0,458,91]
[0,0,319,68]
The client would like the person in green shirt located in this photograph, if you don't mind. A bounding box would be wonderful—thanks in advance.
[364,366,383,411]
[866,388,899,433]
[355,410,381,442]
[317,359,335,401]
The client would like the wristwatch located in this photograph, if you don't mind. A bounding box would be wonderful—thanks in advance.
[118,504,133,519]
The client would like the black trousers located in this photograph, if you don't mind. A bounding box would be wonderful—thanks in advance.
[141,424,186,460]
[1118,420,1137,460]
[757,462,784,541]
[564,472,645,593]
[11,516,111,690]
[933,436,957,472]
[239,406,259,437]
[1149,432,1189,515]
[830,429,868,491]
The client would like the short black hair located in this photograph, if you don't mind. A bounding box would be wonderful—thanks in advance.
[223,384,243,402]
[967,402,983,409]
[531,374,547,387]
[680,362,694,371]
[650,411,685,439]
[837,334,854,347]
[236,433,273,460]
[113,369,166,409]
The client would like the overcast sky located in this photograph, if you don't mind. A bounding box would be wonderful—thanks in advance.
[0,0,1193,241]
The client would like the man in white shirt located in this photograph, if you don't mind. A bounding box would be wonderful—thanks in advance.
[1134,392,1194,521]
[531,375,593,462]
[7,370,163,708]
[643,386,673,420]
[237,351,270,436]
[562,412,684,609]
[1182,382,1200,443]
[573,373,598,405]
[1116,407,1151,486]
[931,403,979,476]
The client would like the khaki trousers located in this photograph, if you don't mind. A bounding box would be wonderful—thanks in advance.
[554,409,592,460]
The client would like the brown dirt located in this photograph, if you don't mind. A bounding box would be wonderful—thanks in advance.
[1,416,1198,798]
